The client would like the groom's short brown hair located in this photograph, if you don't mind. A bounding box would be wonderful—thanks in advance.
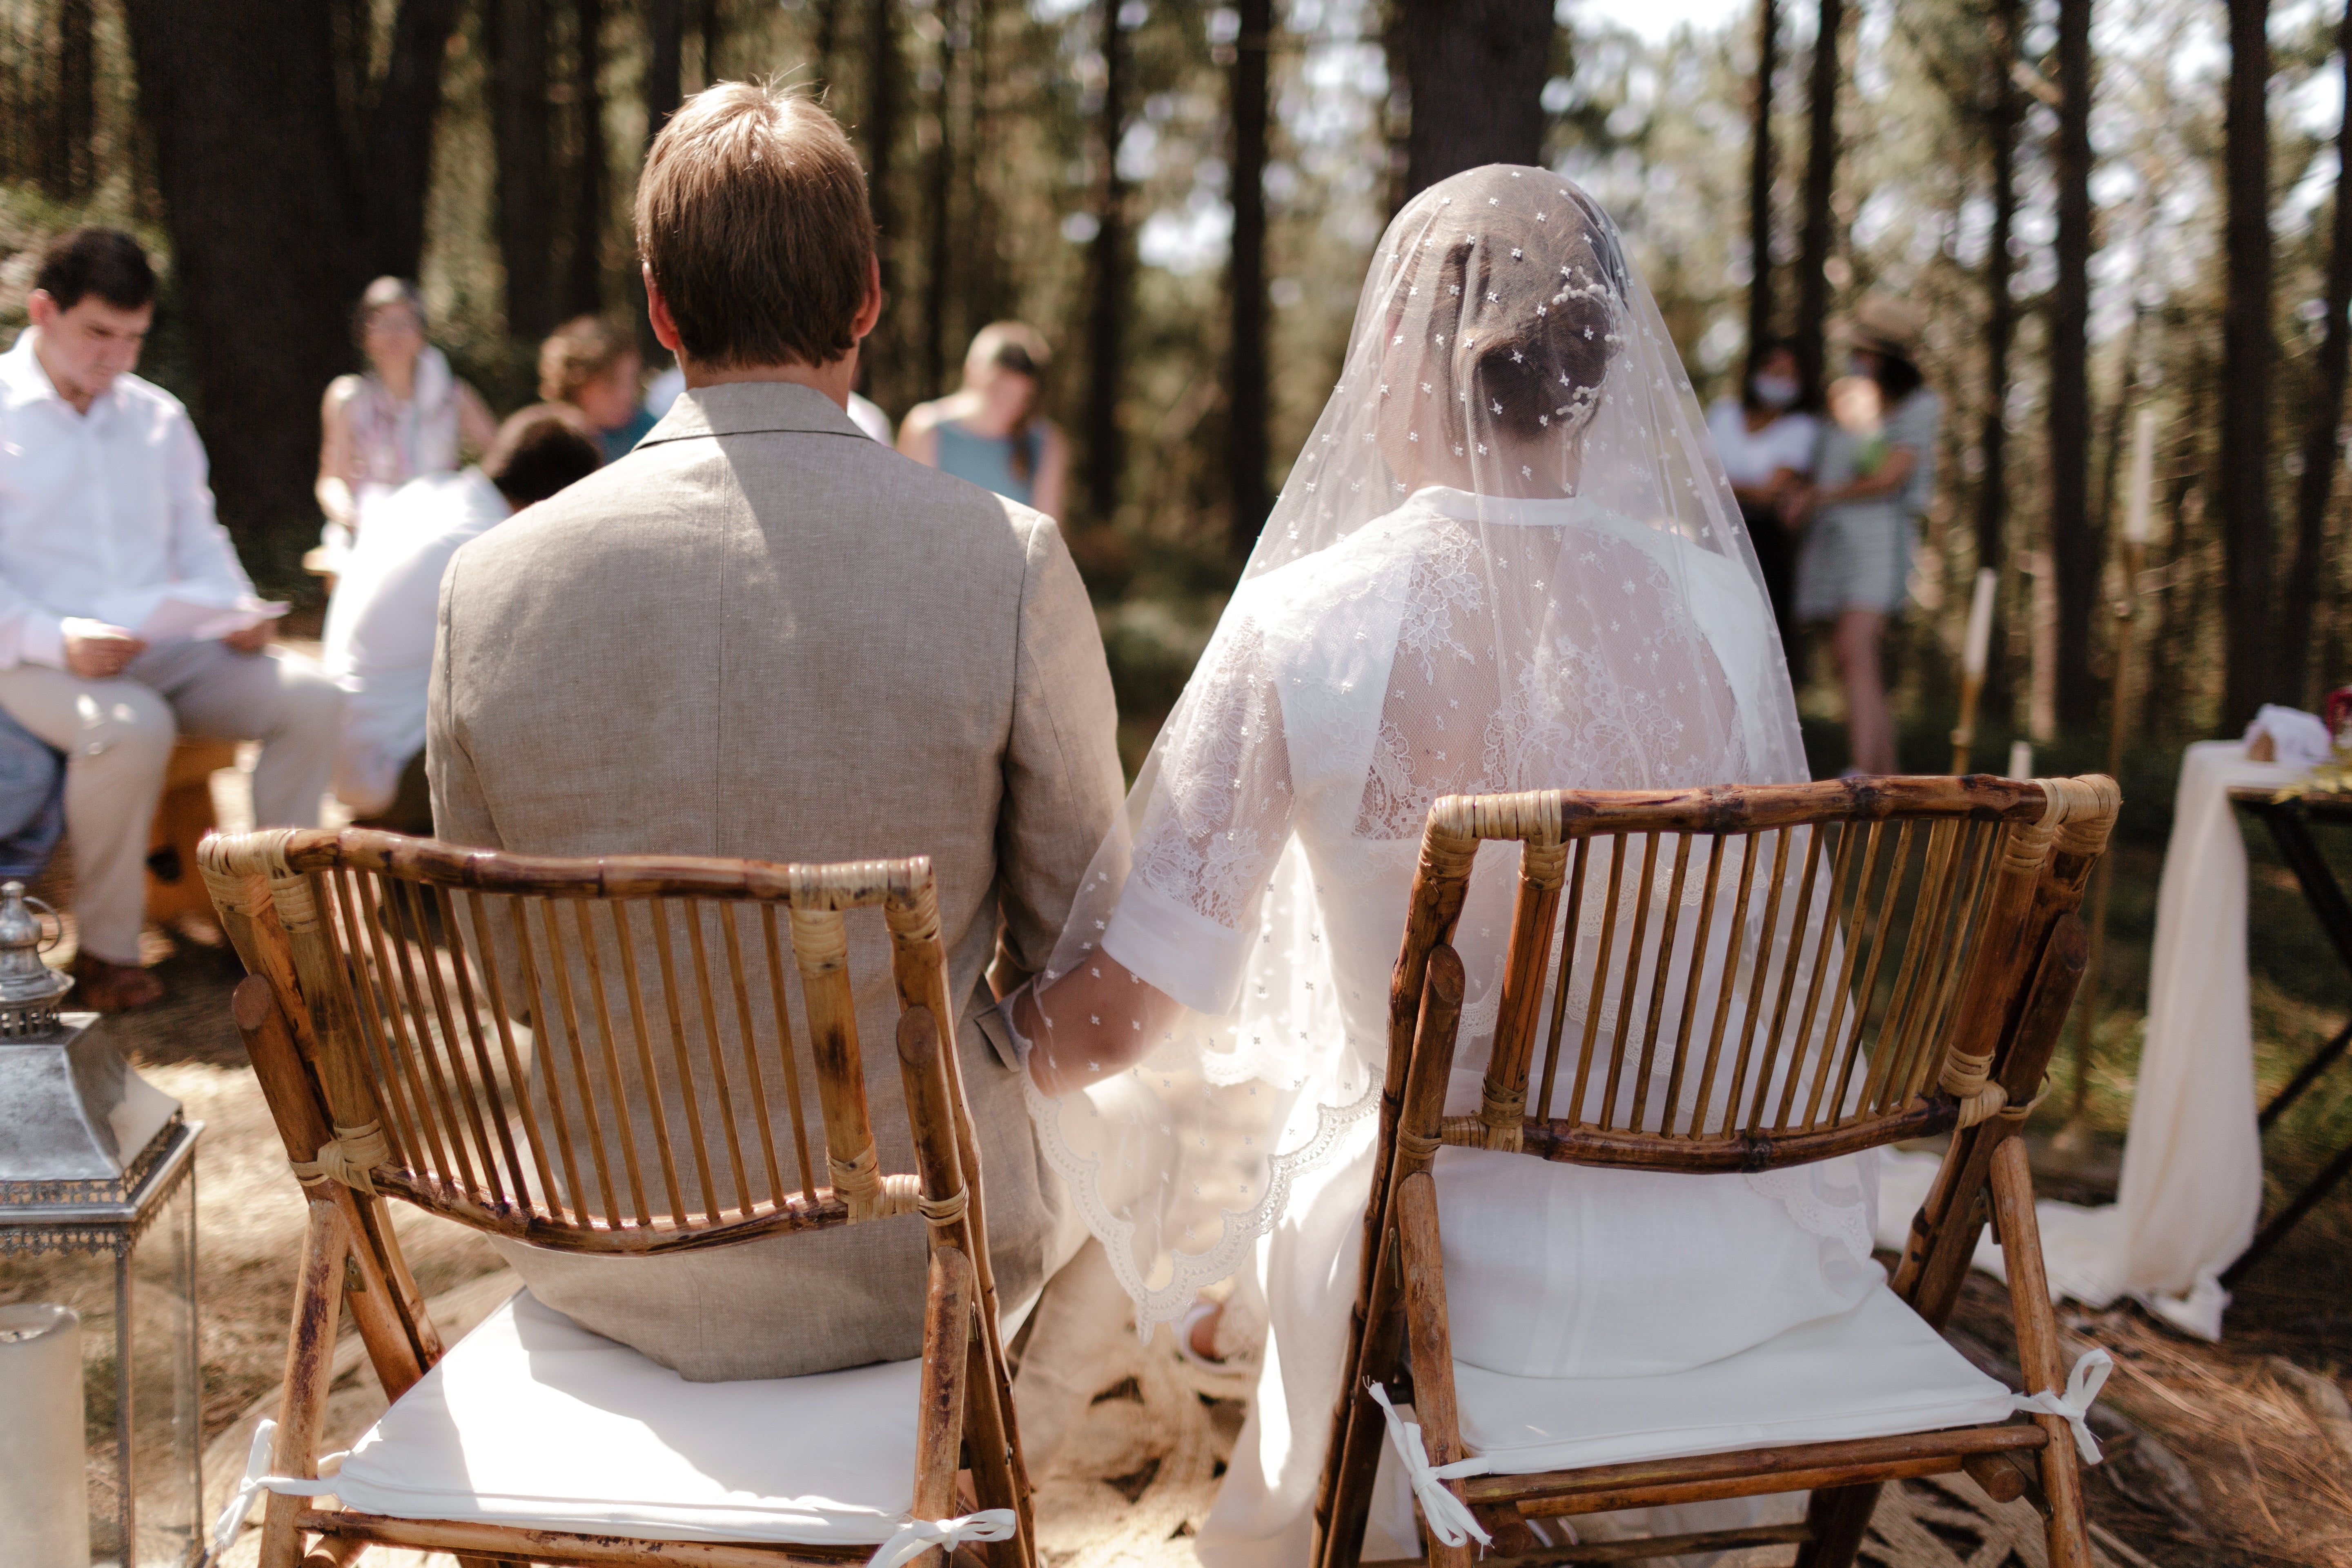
[635,81,875,370]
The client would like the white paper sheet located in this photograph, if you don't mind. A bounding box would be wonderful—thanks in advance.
[135,596,288,644]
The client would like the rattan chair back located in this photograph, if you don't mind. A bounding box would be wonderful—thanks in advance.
[1392,775,2118,1172]
[200,827,971,1249]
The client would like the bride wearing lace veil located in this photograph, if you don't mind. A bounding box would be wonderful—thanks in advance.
[1009,165,1879,1562]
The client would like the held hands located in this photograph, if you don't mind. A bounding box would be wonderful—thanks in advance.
[62,619,148,679]
[221,620,274,654]
[1776,482,1815,532]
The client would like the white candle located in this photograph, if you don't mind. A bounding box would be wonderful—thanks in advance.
[1962,568,1998,679]
[2123,406,2156,546]
[2008,739,2034,780]
[0,1305,87,1568]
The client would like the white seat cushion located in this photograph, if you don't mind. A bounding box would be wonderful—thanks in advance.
[1453,1284,2015,1475]
[329,1289,924,1544]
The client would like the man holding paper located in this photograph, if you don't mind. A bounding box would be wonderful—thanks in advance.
[0,229,341,1010]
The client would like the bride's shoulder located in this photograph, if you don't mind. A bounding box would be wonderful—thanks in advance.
[1241,503,1438,599]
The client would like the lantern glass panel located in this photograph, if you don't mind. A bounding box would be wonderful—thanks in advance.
[124,1173,199,1568]
[0,1166,201,1568]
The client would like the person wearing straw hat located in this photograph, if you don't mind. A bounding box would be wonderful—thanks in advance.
[1787,291,1940,776]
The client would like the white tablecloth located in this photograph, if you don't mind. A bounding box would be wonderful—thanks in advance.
[1877,740,2296,1339]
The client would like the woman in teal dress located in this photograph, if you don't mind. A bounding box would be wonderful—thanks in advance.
[898,322,1068,518]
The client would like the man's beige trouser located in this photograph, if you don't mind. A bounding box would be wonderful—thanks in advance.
[0,641,342,963]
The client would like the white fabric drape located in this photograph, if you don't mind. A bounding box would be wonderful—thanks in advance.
[1877,739,2287,1339]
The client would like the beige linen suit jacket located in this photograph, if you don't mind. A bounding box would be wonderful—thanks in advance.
[427,382,1124,1381]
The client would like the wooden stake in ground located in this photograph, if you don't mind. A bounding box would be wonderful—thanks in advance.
[1953,568,1998,775]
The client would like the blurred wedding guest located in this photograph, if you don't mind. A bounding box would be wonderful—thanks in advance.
[316,277,497,549]
[0,708,63,882]
[1789,294,1940,777]
[0,229,342,1010]
[1706,337,1816,662]
[646,346,897,442]
[539,314,658,462]
[323,405,602,834]
[899,322,1066,517]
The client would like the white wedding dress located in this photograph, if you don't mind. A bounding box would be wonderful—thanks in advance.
[1018,167,1878,1565]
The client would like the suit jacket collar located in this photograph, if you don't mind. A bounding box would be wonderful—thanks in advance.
[639,380,871,446]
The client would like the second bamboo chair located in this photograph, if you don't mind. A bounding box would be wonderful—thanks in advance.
[198,827,1033,1568]
[1314,773,2121,1568]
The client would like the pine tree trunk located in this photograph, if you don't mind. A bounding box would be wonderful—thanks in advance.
[120,0,365,556]
[962,0,1006,330]
[1397,0,1550,201]
[1085,0,1129,525]
[2221,0,2276,729]
[51,0,94,200]
[815,0,844,84]
[357,0,462,282]
[866,0,901,398]
[646,0,685,143]
[1745,0,1777,373]
[1794,0,1842,403]
[489,0,556,341]
[701,0,724,85]
[2284,0,2352,708]
[634,0,684,355]
[1228,0,1272,555]
[2047,0,2096,729]
[922,18,956,398]
[562,0,607,317]
[1977,0,2022,719]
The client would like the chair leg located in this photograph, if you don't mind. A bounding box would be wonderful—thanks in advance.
[1318,1231,1407,1568]
[1792,1481,1882,1568]
[293,1534,370,1568]
[1990,1138,2096,1568]
[259,1200,348,1568]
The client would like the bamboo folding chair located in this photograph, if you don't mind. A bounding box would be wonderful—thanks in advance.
[1314,774,2121,1568]
[196,827,1034,1568]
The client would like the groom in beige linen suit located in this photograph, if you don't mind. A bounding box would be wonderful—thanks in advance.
[426,81,1124,1381]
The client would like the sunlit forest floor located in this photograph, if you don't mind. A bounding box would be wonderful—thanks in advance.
[10,664,2352,1565]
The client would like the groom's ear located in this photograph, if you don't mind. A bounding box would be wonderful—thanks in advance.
[644,263,686,357]
[850,252,883,343]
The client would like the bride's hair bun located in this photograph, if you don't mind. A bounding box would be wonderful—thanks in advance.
[1399,178,1627,448]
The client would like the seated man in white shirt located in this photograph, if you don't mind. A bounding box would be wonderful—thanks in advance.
[323,404,601,833]
[0,229,344,1011]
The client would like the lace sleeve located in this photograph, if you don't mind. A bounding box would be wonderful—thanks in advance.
[1102,615,1298,1015]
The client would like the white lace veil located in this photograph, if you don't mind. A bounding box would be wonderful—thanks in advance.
[1019,166,1817,1331]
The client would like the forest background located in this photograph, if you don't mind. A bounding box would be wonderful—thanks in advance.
[1,0,2349,789]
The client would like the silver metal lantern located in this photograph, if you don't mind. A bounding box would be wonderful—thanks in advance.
[0,882,204,1567]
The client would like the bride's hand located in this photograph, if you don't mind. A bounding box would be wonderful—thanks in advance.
[1019,954,1184,1097]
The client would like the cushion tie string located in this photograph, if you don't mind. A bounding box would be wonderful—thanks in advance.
[866,1508,1019,1568]
[1367,1381,1493,1550]
[2010,1348,2113,1465]
[209,1419,348,1558]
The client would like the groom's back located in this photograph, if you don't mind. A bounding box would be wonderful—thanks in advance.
[431,385,1037,894]
[415,78,1122,1381]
